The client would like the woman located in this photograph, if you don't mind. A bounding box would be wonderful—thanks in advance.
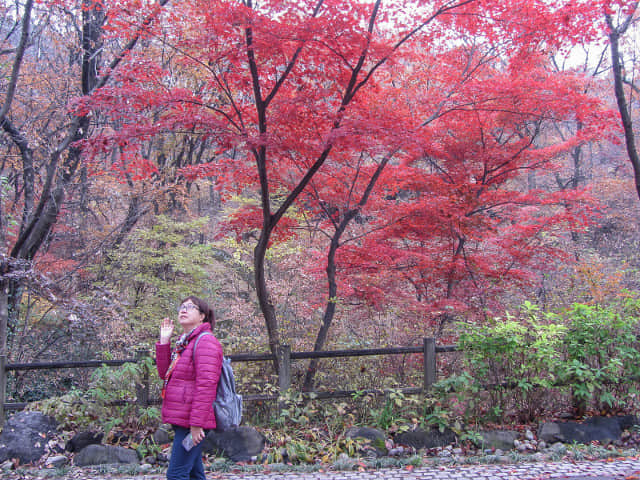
[156,296,223,480]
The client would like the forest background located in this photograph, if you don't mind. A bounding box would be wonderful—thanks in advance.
[2,0,640,436]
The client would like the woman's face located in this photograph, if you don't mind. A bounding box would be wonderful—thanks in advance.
[177,300,205,331]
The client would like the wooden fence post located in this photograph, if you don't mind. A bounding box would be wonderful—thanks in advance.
[277,345,291,394]
[277,345,291,414]
[423,337,436,393]
[135,348,149,408]
[0,355,5,427]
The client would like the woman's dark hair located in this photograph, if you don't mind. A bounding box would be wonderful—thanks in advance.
[181,295,215,328]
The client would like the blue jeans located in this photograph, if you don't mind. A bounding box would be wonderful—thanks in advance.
[167,426,206,480]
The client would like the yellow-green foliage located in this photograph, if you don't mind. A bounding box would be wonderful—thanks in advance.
[91,215,219,342]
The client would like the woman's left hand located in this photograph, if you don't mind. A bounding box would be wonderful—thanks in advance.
[190,426,205,445]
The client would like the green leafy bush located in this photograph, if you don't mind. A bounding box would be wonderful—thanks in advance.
[456,297,640,421]
[277,390,320,426]
[558,297,640,415]
[457,302,565,422]
[369,389,418,432]
[29,358,160,437]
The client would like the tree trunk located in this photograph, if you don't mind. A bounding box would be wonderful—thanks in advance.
[302,156,392,391]
[301,219,345,391]
[254,222,280,371]
[607,8,640,201]
[0,0,35,383]
[0,276,7,359]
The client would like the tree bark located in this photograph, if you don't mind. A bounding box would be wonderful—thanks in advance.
[607,6,640,201]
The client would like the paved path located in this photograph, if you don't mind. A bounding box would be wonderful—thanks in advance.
[9,458,640,479]
[201,459,640,479]
[49,458,639,480]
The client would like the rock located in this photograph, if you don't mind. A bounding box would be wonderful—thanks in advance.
[65,431,103,452]
[0,411,58,464]
[201,426,266,462]
[388,447,404,456]
[548,442,567,454]
[73,444,139,466]
[437,448,451,457]
[475,430,518,451]
[537,416,636,446]
[157,452,169,464]
[345,426,388,457]
[333,452,356,470]
[44,455,69,468]
[615,415,638,431]
[395,426,457,450]
[153,424,172,445]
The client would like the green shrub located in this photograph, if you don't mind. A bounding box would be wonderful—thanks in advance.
[558,297,640,415]
[29,358,160,437]
[456,297,640,422]
[369,389,418,432]
[457,302,565,422]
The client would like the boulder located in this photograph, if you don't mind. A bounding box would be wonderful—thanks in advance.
[476,430,519,451]
[65,431,103,452]
[74,444,139,466]
[345,426,387,457]
[45,455,69,468]
[538,416,638,445]
[201,426,266,462]
[394,426,457,450]
[610,414,638,431]
[0,411,58,464]
[152,424,172,445]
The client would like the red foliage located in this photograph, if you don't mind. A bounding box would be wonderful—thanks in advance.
[86,0,619,329]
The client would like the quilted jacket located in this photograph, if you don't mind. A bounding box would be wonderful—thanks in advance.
[156,322,223,429]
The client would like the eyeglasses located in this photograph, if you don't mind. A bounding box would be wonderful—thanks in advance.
[178,303,200,313]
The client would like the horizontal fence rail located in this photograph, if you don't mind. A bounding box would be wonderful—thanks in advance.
[5,359,139,370]
[0,338,456,421]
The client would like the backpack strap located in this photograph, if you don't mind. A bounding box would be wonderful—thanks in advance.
[193,331,213,358]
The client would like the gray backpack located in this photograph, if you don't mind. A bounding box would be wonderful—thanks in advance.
[194,332,243,431]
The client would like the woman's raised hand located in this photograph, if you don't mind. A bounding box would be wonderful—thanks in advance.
[160,317,174,344]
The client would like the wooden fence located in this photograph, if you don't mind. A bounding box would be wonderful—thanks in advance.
[0,338,457,425]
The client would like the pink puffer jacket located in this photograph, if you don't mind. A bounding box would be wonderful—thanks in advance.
[156,323,223,429]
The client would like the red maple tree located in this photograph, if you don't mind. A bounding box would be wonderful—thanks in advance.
[85,0,616,374]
